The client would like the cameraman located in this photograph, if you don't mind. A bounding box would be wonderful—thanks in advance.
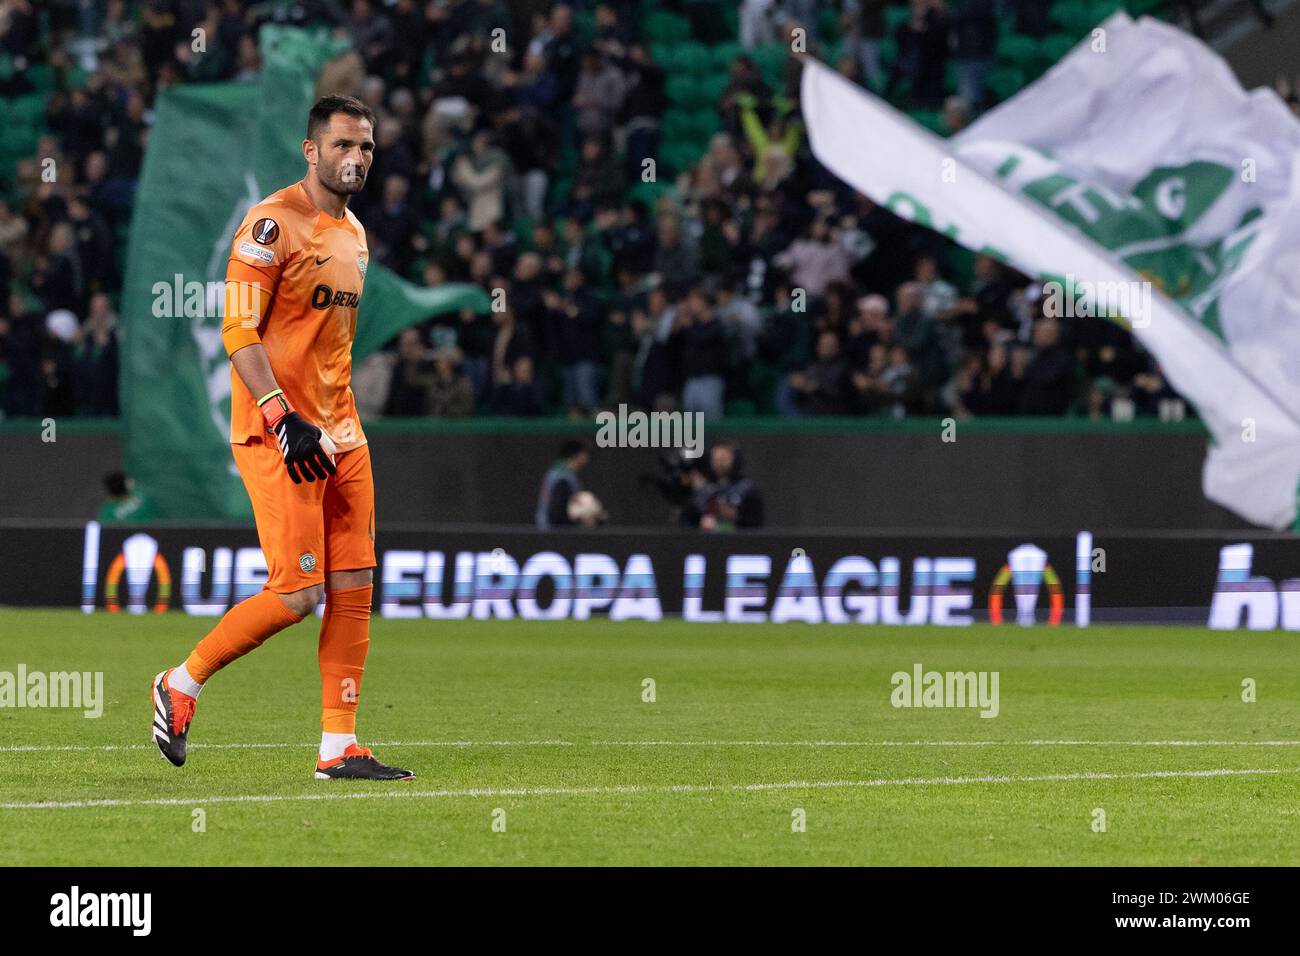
[681,442,765,531]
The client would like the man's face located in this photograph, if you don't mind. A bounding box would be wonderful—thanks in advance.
[308,113,374,196]
[711,446,734,478]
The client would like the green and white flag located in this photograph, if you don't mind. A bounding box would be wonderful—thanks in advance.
[801,13,1300,529]
[120,27,489,520]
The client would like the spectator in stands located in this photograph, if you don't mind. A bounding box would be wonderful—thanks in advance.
[573,48,626,139]
[384,328,437,417]
[844,0,888,90]
[888,0,950,109]
[1019,317,1073,415]
[1013,0,1051,38]
[32,222,83,315]
[942,95,970,135]
[0,292,41,417]
[962,335,1021,415]
[895,280,947,404]
[613,42,667,184]
[674,287,729,418]
[950,0,998,111]
[71,292,119,416]
[739,0,780,49]
[774,218,851,298]
[451,129,511,231]
[428,345,475,418]
[553,266,603,417]
[493,354,544,415]
[4,0,1196,430]
[789,329,851,415]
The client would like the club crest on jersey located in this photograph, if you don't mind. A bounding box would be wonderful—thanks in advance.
[357,255,368,276]
[252,218,280,245]
[299,553,317,573]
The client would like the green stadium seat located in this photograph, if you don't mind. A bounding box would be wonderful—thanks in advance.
[1092,0,1124,21]
[815,6,839,42]
[697,71,729,105]
[626,178,676,208]
[879,31,897,69]
[689,108,719,141]
[711,41,742,71]
[1049,0,1094,37]
[723,3,739,39]
[662,108,696,143]
[644,11,692,44]
[665,74,701,106]
[909,110,945,135]
[675,42,714,75]
[998,33,1040,71]
[988,65,1026,102]
[574,9,596,44]
[661,140,703,176]
[8,93,45,125]
[885,4,912,35]
[1039,32,1078,69]
[0,129,39,158]
[26,64,54,94]
[752,42,788,86]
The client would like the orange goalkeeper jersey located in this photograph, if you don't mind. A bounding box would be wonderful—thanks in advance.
[222,180,369,452]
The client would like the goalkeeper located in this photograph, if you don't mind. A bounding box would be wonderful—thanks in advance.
[148,95,413,782]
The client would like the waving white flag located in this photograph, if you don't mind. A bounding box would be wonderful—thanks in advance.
[800,14,1300,528]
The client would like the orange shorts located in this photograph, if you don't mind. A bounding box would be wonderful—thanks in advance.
[232,437,376,593]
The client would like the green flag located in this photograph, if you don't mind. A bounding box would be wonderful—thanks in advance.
[120,26,489,519]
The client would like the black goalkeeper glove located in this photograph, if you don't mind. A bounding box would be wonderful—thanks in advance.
[258,390,337,484]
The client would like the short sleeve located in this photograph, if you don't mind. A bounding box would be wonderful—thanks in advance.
[228,207,294,281]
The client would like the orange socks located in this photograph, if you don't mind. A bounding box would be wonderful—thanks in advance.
[184,588,304,683]
[318,585,372,734]
[179,585,372,738]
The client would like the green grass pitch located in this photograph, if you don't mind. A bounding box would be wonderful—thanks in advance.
[1,608,1298,865]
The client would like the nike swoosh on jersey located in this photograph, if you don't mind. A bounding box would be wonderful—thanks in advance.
[315,255,333,265]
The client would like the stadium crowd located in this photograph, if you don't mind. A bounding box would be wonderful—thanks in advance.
[0,0,1189,423]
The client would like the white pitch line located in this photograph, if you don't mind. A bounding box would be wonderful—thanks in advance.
[5,738,1300,754]
[0,767,1292,812]
[590,739,1300,748]
[0,739,574,754]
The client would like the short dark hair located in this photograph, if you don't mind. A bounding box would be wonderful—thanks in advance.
[307,95,375,143]
[560,439,589,461]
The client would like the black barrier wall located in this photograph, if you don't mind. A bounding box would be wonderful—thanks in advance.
[6,521,1300,628]
[0,421,1255,531]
